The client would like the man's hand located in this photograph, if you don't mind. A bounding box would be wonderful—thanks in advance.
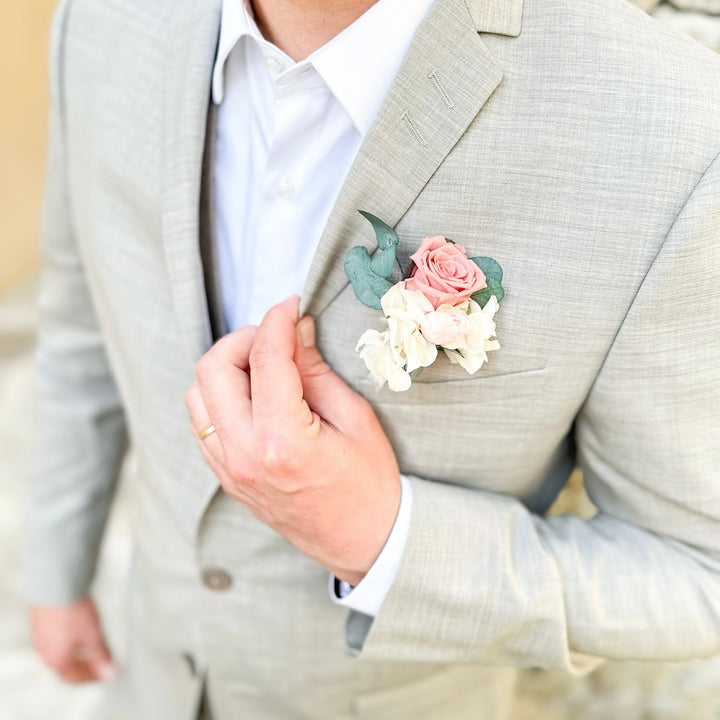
[29,596,117,684]
[185,296,401,586]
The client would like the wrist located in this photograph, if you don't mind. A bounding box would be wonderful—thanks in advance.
[332,475,403,586]
[329,475,414,618]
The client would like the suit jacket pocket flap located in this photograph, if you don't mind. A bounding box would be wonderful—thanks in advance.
[358,367,548,406]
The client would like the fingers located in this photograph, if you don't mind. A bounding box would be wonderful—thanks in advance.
[57,640,115,684]
[249,297,314,434]
[56,656,98,684]
[185,381,224,465]
[30,597,117,685]
[80,629,116,680]
[193,325,257,448]
[188,335,264,508]
[185,382,212,439]
[294,315,365,430]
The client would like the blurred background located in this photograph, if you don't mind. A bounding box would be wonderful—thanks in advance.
[1,1,718,719]
[0,1,55,291]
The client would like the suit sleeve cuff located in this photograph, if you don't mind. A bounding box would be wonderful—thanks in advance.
[328,474,413,617]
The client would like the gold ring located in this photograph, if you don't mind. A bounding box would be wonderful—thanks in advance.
[198,424,216,440]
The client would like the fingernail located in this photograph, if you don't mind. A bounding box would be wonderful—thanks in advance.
[97,661,118,681]
[283,295,301,321]
[297,316,316,348]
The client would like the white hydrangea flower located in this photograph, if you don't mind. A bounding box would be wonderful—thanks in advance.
[356,282,437,390]
[357,285,500,390]
[444,295,500,374]
[356,329,412,392]
[420,301,472,349]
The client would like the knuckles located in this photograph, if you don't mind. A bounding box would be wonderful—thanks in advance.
[194,326,256,386]
[224,429,302,487]
[183,384,198,412]
[194,354,216,384]
[260,438,300,478]
[255,425,304,477]
[224,455,256,490]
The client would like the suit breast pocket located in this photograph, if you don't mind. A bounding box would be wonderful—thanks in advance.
[358,367,548,405]
[359,368,549,493]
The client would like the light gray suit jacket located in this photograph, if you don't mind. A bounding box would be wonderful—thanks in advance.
[25,0,720,717]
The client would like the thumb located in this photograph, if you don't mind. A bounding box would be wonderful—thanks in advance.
[295,316,360,426]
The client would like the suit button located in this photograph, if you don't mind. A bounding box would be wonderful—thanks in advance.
[201,568,232,591]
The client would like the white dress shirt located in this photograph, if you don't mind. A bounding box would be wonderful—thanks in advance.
[212,0,434,616]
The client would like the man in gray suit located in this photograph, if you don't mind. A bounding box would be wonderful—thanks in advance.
[26,0,720,717]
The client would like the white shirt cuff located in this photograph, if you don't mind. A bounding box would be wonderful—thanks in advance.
[328,474,413,617]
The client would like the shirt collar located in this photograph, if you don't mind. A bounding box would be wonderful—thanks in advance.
[212,0,436,136]
[211,0,260,105]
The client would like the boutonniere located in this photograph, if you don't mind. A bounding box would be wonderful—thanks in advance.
[345,212,504,392]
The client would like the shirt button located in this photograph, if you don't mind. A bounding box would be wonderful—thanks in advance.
[201,567,232,591]
[274,178,295,199]
[264,54,283,74]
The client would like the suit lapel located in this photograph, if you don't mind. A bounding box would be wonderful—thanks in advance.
[162,0,223,362]
[161,0,523,335]
[199,101,228,342]
[301,0,520,319]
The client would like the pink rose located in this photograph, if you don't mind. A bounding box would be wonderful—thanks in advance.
[420,311,471,347]
[405,236,486,309]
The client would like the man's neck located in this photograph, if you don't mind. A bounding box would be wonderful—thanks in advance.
[250,0,379,61]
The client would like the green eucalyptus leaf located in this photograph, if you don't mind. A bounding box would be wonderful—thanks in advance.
[345,246,394,310]
[369,247,397,279]
[471,276,505,307]
[359,211,400,250]
[469,256,503,282]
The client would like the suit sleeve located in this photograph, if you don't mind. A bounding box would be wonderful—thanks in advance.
[23,0,128,606]
[352,149,720,671]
